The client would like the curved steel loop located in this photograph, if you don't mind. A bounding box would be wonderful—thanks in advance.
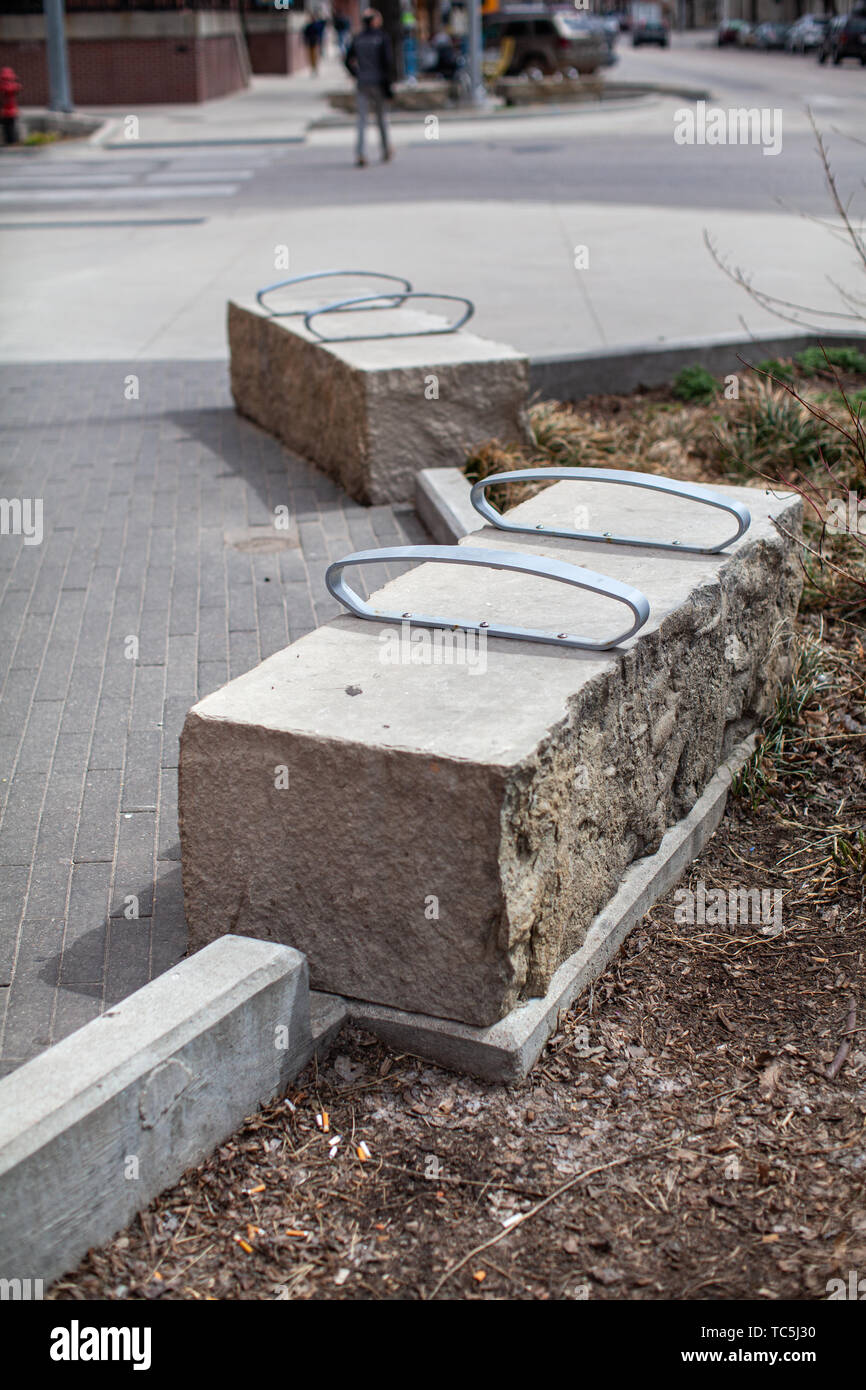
[470,468,751,554]
[255,269,413,317]
[325,545,650,651]
[304,292,475,342]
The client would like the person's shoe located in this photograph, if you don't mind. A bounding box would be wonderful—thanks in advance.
[382,148,393,162]
[356,156,367,167]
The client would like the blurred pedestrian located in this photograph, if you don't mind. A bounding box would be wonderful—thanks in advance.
[345,9,394,167]
[401,2,419,81]
[303,11,327,74]
[430,25,458,79]
[333,9,352,57]
[1,67,21,146]
[450,2,469,59]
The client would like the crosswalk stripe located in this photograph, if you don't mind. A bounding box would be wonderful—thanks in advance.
[144,170,255,182]
[0,175,138,188]
[0,185,239,203]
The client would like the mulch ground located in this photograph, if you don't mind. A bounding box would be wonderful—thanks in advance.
[50,616,865,1303]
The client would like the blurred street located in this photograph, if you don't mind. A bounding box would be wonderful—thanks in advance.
[1,32,864,361]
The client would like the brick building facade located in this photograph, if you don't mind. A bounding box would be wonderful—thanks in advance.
[0,1,344,106]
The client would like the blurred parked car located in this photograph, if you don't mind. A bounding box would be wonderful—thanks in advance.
[818,11,866,63]
[717,18,750,45]
[583,14,620,65]
[481,8,608,76]
[785,14,830,52]
[753,21,790,50]
[631,1,669,46]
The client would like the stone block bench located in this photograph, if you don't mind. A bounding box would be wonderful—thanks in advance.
[179,477,802,1042]
[228,297,531,505]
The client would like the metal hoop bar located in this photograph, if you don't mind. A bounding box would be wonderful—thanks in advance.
[470,468,751,554]
[325,545,650,650]
[256,270,413,317]
[304,293,476,342]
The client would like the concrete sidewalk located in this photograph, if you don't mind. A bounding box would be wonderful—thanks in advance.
[0,360,428,1077]
[0,190,854,364]
[90,52,352,148]
[3,39,864,365]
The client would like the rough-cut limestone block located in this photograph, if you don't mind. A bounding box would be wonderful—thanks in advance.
[228,298,531,505]
[179,480,802,1028]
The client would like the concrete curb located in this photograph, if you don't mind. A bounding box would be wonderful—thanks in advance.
[87,117,118,147]
[312,79,712,129]
[97,135,306,149]
[88,111,306,149]
[312,94,659,129]
[93,131,304,149]
[335,733,758,1081]
[530,330,866,402]
[414,467,483,543]
[0,936,339,1288]
[17,108,104,143]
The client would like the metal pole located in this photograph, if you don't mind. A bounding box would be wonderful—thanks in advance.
[468,0,484,105]
[44,0,73,113]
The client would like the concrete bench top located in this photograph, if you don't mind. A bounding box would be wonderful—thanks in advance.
[231,297,525,370]
[191,478,797,767]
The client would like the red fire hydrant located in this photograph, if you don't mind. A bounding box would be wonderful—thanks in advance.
[1,66,21,146]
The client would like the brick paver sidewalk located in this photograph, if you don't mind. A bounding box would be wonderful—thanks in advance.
[0,362,427,1076]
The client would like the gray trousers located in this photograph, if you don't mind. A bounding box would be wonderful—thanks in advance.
[356,83,389,160]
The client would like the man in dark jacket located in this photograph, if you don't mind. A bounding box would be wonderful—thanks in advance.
[345,9,394,167]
